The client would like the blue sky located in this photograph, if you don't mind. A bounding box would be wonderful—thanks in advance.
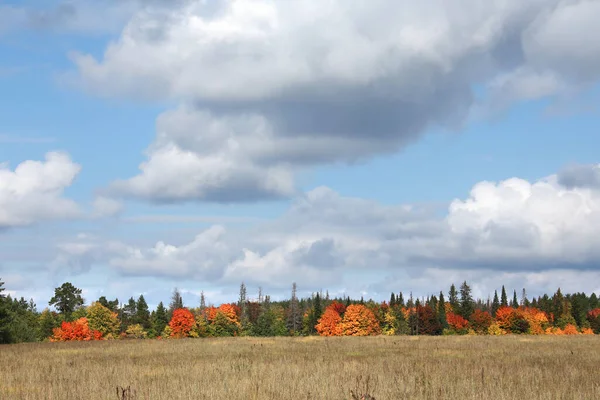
[2,0,600,309]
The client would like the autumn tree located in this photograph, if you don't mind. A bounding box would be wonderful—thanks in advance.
[49,282,84,320]
[315,306,342,336]
[587,308,600,333]
[446,312,469,334]
[470,309,492,334]
[339,304,381,336]
[87,302,120,339]
[417,305,442,335]
[50,317,102,341]
[168,308,195,338]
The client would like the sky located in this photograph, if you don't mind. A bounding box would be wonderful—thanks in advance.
[1,0,600,309]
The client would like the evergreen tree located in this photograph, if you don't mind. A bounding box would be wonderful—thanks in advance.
[123,297,137,326]
[49,282,84,320]
[152,302,169,337]
[438,291,448,329]
[521,288,529,307]
[511,290,519,309]
[448,284,459,313]
[589,293,599,310]
[136,295,151,329]
[389,293,396,307]
[398,292,405,307]
[552,288,564,322]
[492,290,500,316]
[345,296,351,308]
[459,281,474,320]
[37,309,57,341]
[199,291,206,311]
[238,282,248,322]
[500,285,508,307]
[287,282,302,334]
[98,296,119,312]
[0,279,12,344]
[308,293,322,334]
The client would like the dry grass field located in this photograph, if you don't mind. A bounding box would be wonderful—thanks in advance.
[1,335,599,399]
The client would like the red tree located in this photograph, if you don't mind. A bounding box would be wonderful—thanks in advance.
[169,308,195,338]
[50,317,102,341]
[470,309,492,334]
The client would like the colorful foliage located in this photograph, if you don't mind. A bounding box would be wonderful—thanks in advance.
[315,307,342,336]
[446,312,469,332]
[339,305,381,336]
[470,309,492,334]
[50,317,103,341]
[168,308,195,338]
[86,302,120,339]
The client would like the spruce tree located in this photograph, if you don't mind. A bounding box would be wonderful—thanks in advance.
[152,302,169,336]
[492,290,500,316]
[0,279,11,344]
[398,292,405,307]
[512,290,519,309]
[448,284,459,313]
[438,291,448,329]
[389,293,396,307]
[136,295,151,329]
[459,281,474,320]
[500,285,508,307]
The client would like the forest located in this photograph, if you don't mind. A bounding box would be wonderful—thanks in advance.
[1,278,599,344]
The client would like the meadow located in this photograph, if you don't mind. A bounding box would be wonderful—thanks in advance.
[1,335,599,400]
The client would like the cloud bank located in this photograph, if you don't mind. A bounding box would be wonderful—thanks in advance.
[68,0,600,203]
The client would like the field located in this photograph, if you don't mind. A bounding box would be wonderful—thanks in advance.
[1,336,599,400]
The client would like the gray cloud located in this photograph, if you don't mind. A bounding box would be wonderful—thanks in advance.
[67,0,600,202]
[557,164,600,189]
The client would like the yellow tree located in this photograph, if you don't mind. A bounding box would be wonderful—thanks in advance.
[86,302,120,339]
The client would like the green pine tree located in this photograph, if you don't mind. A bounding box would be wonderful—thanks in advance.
[492,290,500,316]
[500,285,508,307]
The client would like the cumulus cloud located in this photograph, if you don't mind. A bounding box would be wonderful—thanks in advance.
[0,152,82,228]
[92,196,124,217]
[53,169,600,291]
[70,0,600,202]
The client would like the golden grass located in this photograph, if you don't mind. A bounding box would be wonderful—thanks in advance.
[1,335,599,399]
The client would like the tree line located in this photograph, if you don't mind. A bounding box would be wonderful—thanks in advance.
[1,278,599,344]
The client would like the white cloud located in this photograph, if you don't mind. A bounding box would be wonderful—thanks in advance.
[72,0,600,202]
[92,196,124,217]
[0,152,82,228]
[52,168,600,292]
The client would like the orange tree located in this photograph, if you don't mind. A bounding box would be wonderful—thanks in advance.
[315,306,342,336]
[338,304,381,336]
[446,311,469,333]
[168,308,195,338]
[50,317,102,341]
